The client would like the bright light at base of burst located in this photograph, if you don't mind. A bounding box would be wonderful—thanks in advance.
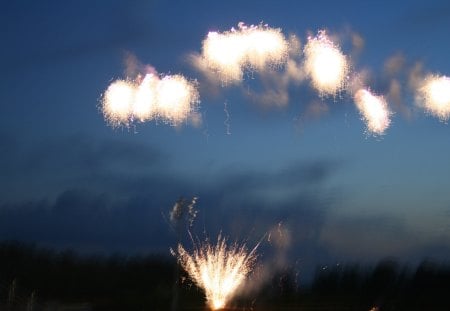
[202,23,289,83]
[418,75,450,121]
[176,235,258,310]
[102,73,199,127]
[304,30,349,96]
[354,89,392,135]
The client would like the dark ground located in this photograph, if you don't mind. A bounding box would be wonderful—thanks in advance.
[1,241,449,311]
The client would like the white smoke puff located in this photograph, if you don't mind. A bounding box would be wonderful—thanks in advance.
[304,30,349,96]
[287,34,301,57]
[387,78,412,120]
[156,75,200,125]
[351,32,364,55]
[102,79,135,127]
[189,111,203,128]
[244,35,305,108]
[416,75,450,121]
[354,89,392,136]
[383,53,405,76]
[200,23,289,84]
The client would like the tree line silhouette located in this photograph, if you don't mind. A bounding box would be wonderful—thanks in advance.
[0,241,449,310]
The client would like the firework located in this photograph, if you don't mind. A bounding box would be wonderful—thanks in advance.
[176,235,258,310]
[304,30,349,96]
[156,75,200,125]
[417,75,450,121]
[201,23,288,83]
[132,74,158,122]
[102,80,135,126]
[102,73,199,127]
[354,89,392,135]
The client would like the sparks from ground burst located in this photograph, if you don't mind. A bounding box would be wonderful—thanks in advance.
[102,73,199,127]
[201,23,289,83]
[417,75,450,121]
[354,89,392,135]
[176,234,258,310]
[304,30,349,96]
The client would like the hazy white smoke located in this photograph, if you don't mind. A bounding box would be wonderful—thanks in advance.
[304,30,349,96]
[245,35,307,108]
[354,89,392,135]
[199,23,289,83]
[416,75,450,121]
[102,73,199,127]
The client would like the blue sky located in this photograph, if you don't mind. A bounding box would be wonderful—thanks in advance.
[1,0,450,280]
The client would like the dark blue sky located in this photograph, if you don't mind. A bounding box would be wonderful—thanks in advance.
[1,0,450,279]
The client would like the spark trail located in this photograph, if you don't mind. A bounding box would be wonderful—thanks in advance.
[223,101,231,135]
[201,23,289,83]
[354,89,392,135]
[417,75,450,121]
[102,73,199,127]
[176,234,258,310]
[304,30,349,96]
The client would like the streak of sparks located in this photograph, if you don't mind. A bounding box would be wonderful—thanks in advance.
[417,75,450,121]
[176,234,258,310]
[201,23,289,83]
[102,73,199,127]
[304,30,349,96]
[223,101,231,135]
[354,89,392,135]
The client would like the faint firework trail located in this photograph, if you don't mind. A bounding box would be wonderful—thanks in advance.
[102,73,199,127]
[223,101,231,135]
[175,234,259,310]
[417,75,450,121]
[200,23,289,83]
[354,89,392,136]
[304,30,349,96]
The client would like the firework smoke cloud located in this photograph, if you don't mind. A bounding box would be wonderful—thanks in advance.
[416,75,450,121]
[102,72,200,127]
[199,22,289,83]
[354,89,392,136]
[304,30,349,96]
